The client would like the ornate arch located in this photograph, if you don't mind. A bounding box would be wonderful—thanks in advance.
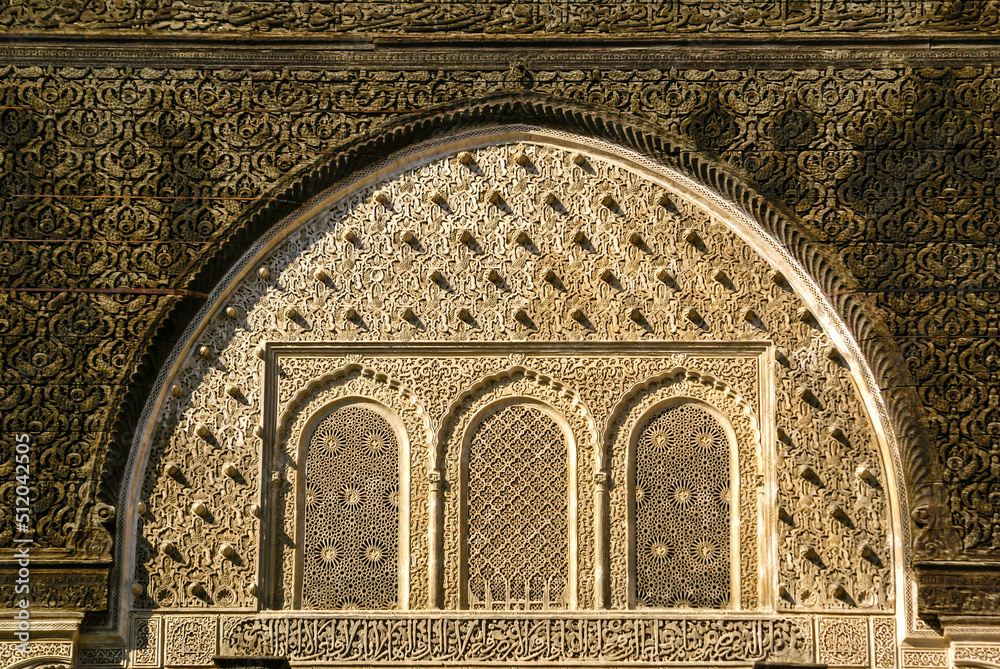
[459,398,575,610]
[111,97,943,584]
[116,112,915,643]
[270,363,431,609]
[603,367,761,610]
[437,367,599,609]
[436,364,597,469]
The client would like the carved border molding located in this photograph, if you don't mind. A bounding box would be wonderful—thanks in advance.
[0,643,73,669]
[217,613,814,664]
[916,563,1000,620]
[4,44,1000,68]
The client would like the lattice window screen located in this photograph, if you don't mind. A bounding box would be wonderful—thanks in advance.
[465,403,569,610]
[634,402,731,608]
[302,404,399,610]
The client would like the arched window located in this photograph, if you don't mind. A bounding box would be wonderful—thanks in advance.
[300,402,402,610]
[631,401,735,609]
[461,402,572,610]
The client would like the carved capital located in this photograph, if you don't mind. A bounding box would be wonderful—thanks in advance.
[0,561,108,612]
[911,484,963,560]
[917,562,1000,620]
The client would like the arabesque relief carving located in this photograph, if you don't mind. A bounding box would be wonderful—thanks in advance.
[268,349,765,614]
[2,0,997,35]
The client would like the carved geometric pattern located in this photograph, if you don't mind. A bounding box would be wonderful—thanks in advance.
[162,616,216,667]
[272,348,760,615]
[274,365,428,610]
[14,58,998,627]
[77,647,127,668]
[302,403,399,610]
[901,649,949,668]
[465,402,569,610]
[130,616,159,667]
[606,367,758,610]
[442,369,593,610]
[954,646,1000,664]
[0,642,74,669]
[634,402,731,609]
[817,616,868,666]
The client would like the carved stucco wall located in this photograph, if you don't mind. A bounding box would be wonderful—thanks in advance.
[1,48,999,624]
[1,0,998,35]
[107,137,900,669]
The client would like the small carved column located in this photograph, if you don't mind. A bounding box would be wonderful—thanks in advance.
[428,468,445,608]
[594,469,612,609]
[264,470,283,608]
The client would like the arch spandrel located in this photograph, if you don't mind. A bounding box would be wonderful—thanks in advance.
[121,126,905,665]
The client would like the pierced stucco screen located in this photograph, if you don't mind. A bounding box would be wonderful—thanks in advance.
[634,402,732,609]
[463,402,570,610]
[301,403,400,610]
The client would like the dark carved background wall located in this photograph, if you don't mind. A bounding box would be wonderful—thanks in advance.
[2,0,1000,35]
[2,0,1000,620]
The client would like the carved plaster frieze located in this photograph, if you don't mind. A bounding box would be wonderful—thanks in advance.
[129,615,159,667]
[3,0,998,36]
[955,644,1000,666]
[218,613,814,664]
[901,649,949,668]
